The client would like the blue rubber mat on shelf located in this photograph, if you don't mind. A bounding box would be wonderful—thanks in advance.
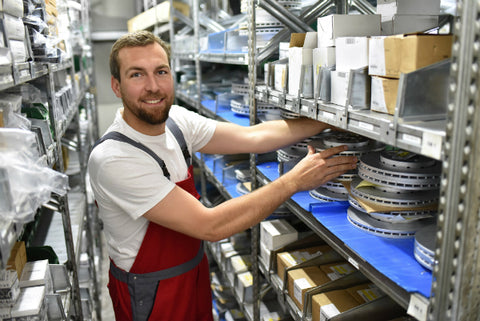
[201,99,250,127]
[257,162,433,298]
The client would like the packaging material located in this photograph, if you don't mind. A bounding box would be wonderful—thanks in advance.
[226,254,252,285]
[312,283,385,321]
[368,34,453,78]
[279,42,289,59]
[0,269,20,305]
[330,70,350,106]
[235,271,253,303]
[276,244,332,281]
[317,14,381,47]
[10,285,46,320]
[381,15,440,35]
[19,260,53,293]
[288,262,357,310]
[274,63,288,91]
[6,241,27,279]
[335,37,369,72]
[288,32,317,98]
[260,219,299,251]
[371,76,399,114]
[0,128,68,223]
[127,1,190,32]
[376,0,440,20]
[313,46,336,69]
[1,0,25,17]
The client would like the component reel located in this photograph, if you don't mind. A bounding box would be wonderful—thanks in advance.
[358,150,442,190]
[347,206,435,239]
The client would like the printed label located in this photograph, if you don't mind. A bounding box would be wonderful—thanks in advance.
[294,278,312,304]
[320,303,341,321]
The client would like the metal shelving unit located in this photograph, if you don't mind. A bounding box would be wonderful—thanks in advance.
[0,0,101,319]
[137,0,480,319]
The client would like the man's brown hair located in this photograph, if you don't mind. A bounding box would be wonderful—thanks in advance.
[110,30,171,81]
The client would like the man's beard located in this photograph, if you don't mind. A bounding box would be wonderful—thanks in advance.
[122,97,173,125]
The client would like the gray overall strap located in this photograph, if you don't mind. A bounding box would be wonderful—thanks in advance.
[93,131,171,179]
[166,117,192,166]
[110,241,205,321]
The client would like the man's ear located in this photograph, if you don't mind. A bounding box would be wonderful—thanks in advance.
[111,76,122,98]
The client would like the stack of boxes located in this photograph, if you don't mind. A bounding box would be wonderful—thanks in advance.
[1,0,28,65]
[0,242,53,320]
[264,1,453,117]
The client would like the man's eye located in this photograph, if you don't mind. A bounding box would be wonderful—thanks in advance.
[131,72,141,78]
[157,70,168,75]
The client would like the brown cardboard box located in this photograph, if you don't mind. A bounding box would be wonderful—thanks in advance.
[276,245,332,281]
[287,261,357,310]
[312,283,384,321]
[287,266,331,310]
[371,76,400,115]
[368,34,452,78]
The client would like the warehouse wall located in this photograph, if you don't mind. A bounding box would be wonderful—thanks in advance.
[91,0,136,134]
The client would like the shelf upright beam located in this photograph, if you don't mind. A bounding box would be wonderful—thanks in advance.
[429,0,480,320]
[247,0,260,319]
[46,66,84,321]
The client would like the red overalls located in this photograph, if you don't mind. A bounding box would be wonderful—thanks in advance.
[94,119,213,321]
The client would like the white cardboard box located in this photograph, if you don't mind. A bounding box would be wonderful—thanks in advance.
[288,47,314,97]
[381,14,439,35]
[330,70,350,106]
[260,219,298,251]
[317,14,381,47]
[377,0,440,20]
[335,37,369,72]
[274,63,288,91]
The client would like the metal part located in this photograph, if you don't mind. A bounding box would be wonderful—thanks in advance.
[414,223,437,271]
[358,151,442,190]
[258,0,314,33]
[348,196,437,223]
[351,177,439,208]
[347,206,435,239]
[309,185,349,202]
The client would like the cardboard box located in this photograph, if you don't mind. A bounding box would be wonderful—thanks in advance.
[381,14,440,35]
[288,32,317,98]
[335,37,370,72]
[274,63,288,91]
[376,0,440,20]
[330,70,350,106]
[313,46,336,69]
[260,219,299,251]
[287,266,331,309]
[368,34,453,78]
[317,14,381,47]
[371,76,399,115]
[0,0,24,17]
[312,283,384,321]
[288,262,358,310]
[235,271,253,303]
[277,245,332,281]
[128,1,190,32]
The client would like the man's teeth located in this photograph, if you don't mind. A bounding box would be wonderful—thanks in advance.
[145,99,161,103]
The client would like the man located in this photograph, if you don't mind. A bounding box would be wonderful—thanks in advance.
[88,30,357,321]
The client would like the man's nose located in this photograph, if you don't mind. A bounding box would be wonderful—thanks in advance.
[145,74,160,91]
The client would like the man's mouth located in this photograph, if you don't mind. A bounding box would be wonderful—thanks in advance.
[144,99,162,104]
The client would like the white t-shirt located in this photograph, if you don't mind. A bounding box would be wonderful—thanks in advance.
[88,105,217,271]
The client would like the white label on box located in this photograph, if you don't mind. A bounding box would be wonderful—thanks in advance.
[320,303,341,321]
[231,256,247,272]
[238,272,253,287]
[326,263,356,280]
[421,132,442,160]
[357,287,384,302]
[407,293,429,321]
[294,278,312,304]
